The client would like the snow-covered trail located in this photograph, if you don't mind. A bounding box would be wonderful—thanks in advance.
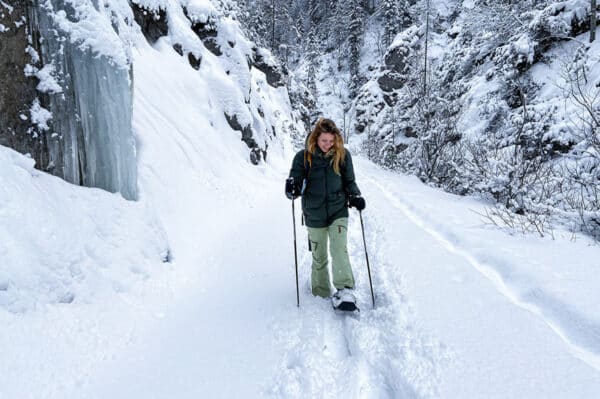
[80,163,445,399]
[81,186,294,398]
[268,159,600,398]
[76,156,600,399]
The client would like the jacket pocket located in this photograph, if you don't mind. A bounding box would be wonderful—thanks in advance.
[304,194,325,209]
[327,191,346,211]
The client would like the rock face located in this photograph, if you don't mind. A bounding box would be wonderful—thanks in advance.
[189,17,222,57]
[132,3,168,44]
[0,1,48,169]
[252,48,285,88]
[377,43,409,93]
[224,112,265,164]
[377,73,405,93]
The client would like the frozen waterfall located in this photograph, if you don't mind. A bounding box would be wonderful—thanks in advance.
[35,0,137,200]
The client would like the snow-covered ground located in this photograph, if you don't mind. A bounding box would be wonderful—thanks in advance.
[3,19,600,399]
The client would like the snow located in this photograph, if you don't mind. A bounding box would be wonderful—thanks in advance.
[363,166,600,372]
[6,116,598,397]
[13,14,24,27]
[185,0,218,23]
[25,44,41,63]
[0,146,169,314]
[2,0,600,397]
[41,0,135,68]
[34,64,62,94]
[513,34,536,64]
[29,98,52,131]
[529,28,600,145]
[462,0,476,10]
[0,0,13,13]
[457,73,502,138]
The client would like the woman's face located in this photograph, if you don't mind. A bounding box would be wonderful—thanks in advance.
[317,132,335,153]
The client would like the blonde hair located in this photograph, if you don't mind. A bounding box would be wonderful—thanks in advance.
[306,118,346,175]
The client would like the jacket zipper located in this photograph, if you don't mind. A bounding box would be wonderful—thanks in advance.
[325,160,329,222]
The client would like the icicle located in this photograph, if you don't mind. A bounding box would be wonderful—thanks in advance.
[34,0,137,200]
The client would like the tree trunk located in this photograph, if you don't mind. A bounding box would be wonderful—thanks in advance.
[591,0,597,43]
[271,0,275,50]
[423,0,430,97]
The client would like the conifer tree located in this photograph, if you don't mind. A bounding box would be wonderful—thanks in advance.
[383,0,400,47]
[329,0,348,66]
[348,0,364,97]
[322,0,340,51]
[306,25,319,97]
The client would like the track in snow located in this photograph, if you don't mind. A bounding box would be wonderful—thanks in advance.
[268,180,448,399]
[364,174,600,373]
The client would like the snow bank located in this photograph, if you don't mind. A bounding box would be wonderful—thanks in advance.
[0,146,169,313]
[360,160,600,372]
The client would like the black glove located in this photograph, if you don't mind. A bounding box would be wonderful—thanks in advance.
[348,196,366,211]
[285,177,302,199]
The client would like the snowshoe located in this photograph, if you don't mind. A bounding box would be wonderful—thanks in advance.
[332,288,359,313]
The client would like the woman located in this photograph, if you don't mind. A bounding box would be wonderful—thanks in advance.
[285,118,366,311]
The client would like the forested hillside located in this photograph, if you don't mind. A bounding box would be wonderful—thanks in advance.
[240,0,600,240]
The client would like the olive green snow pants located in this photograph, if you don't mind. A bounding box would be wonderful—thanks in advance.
[306,217,355,298]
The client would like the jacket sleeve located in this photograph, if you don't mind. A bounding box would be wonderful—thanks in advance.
[289,150,306,182]
[342,150,361,197]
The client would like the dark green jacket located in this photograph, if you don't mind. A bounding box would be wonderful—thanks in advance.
[289,148,361,228]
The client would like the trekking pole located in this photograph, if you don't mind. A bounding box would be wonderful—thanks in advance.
[359,210,375,308]
[292,198,300,307]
